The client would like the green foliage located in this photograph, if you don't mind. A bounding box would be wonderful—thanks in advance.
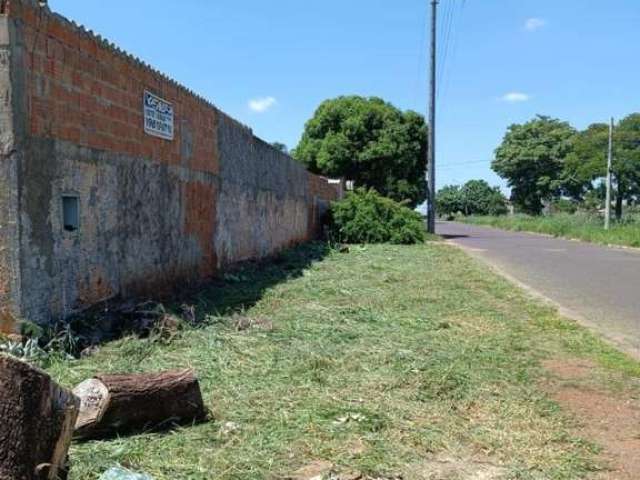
[437,180,507,217]
[293,96,427,207]
[614,114,640,208]
[271,142,288,154]
[20,319,44,338]
[495,113,640,219]
[562,123,609,201]
[0,337,47,362]
[460,179,508,216]
[0,320,81,367]
[564,114,640,219]
[436,185,463,218]
[582,183,605,211]
[463,213,640,248]
[329,188,425,244]
[564,114,640,217]
[549,198,578,214]
[492,115,576,215]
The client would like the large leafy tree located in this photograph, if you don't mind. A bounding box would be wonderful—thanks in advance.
[460,180,508,216]
[612,114,640,217]
[437,180,507,217]
[293,96,427,207]
[561,123,609,202]
[492,116,575,215]
[563,114,640,218]
[436,185,463,217]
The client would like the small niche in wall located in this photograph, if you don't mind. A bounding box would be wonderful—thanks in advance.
[62,195,79,232]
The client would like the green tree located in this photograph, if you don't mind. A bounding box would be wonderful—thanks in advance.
[613,114,640,217]
[436,185,463,217]
[293,96,427,207]
[460,180,508,216]
[492,116,575,215]
[271,142,289,154]
[437,180,507,217]
[561,123,609,202]
[563,115,640,218]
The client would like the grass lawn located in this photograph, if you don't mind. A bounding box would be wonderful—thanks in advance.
[461,213,640,248]
[46,242,640,479]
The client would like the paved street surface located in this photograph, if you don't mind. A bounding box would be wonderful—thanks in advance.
[438,221,640,358]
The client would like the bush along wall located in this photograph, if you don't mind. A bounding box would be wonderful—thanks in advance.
[329,188,425,244]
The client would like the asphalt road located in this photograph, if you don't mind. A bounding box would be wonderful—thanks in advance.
[438,221,640,358]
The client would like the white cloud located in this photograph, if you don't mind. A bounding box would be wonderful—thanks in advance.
[248,96,277,113]
[501,92,530,103]
[524,17,547,32]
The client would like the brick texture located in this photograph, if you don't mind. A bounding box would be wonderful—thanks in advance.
[1,0,341,327]
[10,0,218,174]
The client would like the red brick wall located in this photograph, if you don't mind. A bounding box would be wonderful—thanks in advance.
[7,0,342,210]
[9,0,218,175]
[3,0,342,326]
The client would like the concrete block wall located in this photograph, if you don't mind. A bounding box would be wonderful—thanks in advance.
[0,151,18,332]
[215,113,312,266]
[0,0,340,331]
[0,14,23,332]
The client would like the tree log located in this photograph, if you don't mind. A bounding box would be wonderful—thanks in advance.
[0,354,79,480]
[73,369,206,439]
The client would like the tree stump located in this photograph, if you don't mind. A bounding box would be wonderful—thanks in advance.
[0,354,80,480]
[73,369,206,439]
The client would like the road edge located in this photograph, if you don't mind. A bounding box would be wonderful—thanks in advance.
[445,239,640,361]
[452,220,640,254]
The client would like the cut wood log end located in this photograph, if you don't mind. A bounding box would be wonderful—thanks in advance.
[72,378,110,432]
[73,368,206,440]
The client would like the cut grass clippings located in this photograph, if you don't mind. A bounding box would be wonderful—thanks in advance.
[461,213,640,248]
[45,242,640,479]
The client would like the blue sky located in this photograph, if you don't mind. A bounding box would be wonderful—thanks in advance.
[52,0,640,191]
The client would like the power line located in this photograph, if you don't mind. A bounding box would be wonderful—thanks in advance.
[437,0,454,96]
[438,0,465,103]
[439,4,453,79]
[438,159,493,169]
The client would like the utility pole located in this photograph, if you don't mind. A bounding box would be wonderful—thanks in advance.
[426,0,438,234]
[605,117,613,230]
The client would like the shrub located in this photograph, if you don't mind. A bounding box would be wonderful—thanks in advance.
[549,198,578,214]
[329,188,425,244]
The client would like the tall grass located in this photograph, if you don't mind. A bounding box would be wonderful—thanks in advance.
[462,212,640,248]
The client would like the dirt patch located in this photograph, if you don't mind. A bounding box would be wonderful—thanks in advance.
[404,455,506,480]
[543,358,598,381]
[544,358,640,479]
[288,456,506,480]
